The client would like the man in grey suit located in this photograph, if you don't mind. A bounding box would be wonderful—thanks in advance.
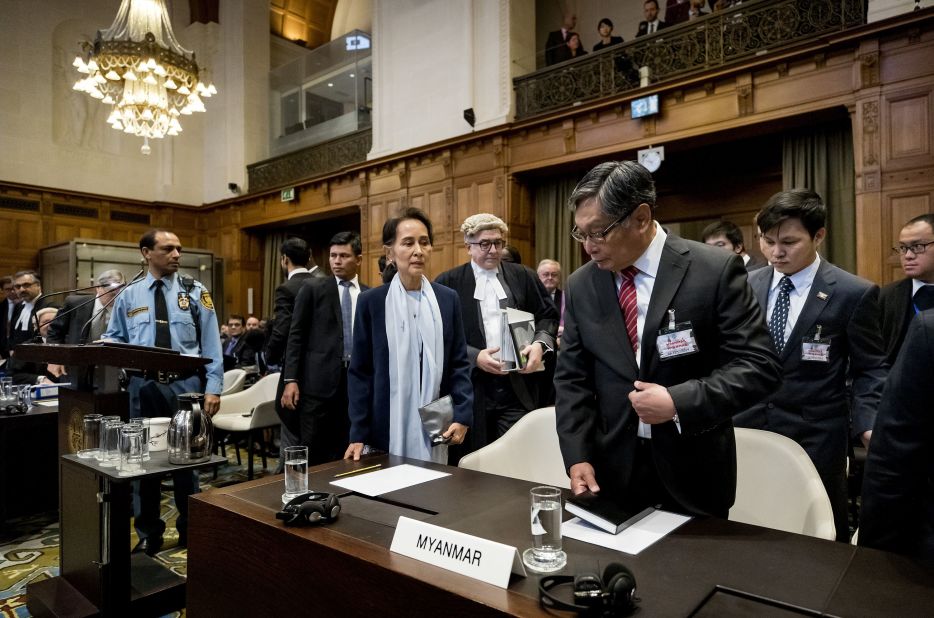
[555,161,780,518]
[735,189,887,541]
[46,269,125,383]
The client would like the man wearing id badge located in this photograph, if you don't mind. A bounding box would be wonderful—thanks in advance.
[555,161,780,519]
[735,190,887,542]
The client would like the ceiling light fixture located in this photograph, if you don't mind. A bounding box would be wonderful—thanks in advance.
[72,0,216,154]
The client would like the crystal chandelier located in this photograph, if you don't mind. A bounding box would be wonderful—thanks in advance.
[71,0,216,154]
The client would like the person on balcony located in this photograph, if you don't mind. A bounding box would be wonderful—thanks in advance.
[566,32,587,60]
[593,18,624,52]
[637,0,668,37]
[545,12,577,66]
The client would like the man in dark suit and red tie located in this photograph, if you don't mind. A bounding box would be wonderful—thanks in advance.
[879,214,934,364]
[734,190,888,541]
[555,161,780,519]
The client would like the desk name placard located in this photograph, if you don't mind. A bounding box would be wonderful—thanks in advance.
[390,516,526,588]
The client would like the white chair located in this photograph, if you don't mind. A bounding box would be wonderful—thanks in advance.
[458,406,570,488]
[222,369,247,395]
[213,373,280,479]
[730,427,836,540]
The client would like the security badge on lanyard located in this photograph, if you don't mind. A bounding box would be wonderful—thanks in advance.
[801,325,830,363]
[656,309,699,360]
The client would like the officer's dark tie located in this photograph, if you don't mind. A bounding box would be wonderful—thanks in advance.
[769,276,794,354]
[154,280,172,349]
[914,285,934,312]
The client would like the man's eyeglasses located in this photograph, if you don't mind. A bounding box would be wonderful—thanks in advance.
[571,214,628,244]
[892,240,934,255]
[468,239,506,252]
[12,281,37,290]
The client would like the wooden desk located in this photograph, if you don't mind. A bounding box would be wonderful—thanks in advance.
[186,456,934,617]
[0,404,58,522]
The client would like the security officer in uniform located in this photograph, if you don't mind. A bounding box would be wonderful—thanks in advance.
[104,229,223,555]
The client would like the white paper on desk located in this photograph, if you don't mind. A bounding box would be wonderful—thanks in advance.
[562,510,691,555]
[330,463,450,496]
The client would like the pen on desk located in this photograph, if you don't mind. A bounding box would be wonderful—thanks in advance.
[333,463,382,478]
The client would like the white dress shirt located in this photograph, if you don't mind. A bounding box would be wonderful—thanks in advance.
[287,267,309,280]
[614,222,669,438]
[766,255,821,342]
[336,275,361,328]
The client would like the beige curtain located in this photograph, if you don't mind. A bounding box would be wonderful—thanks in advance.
[782,123,856,273]
[534,176,585,281]
[261,232,288,319]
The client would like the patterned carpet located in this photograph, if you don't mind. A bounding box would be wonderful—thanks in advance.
[0,447,277,618]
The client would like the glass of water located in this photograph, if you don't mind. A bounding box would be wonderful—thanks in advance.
[522,485,567,573]
[282,445,308,503]
[78,413,103,459]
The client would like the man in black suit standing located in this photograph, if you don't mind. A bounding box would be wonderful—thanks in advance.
[859,309,934,567]
[0,276,13,359]
[555,161,780,518]
[265,237,323,466]
[735,190,887,541]
[879,214,934,364]
[281,232,367,464]
[544,12,576,66]
[701,220,767,272]
[436,214,558,456]
[636,0,668,37]
[45,269,125,380]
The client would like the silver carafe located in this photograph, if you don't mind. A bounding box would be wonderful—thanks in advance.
[168,392,213,464]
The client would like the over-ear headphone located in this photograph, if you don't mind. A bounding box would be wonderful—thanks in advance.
[539,562,638,616]
[276,492,341,526]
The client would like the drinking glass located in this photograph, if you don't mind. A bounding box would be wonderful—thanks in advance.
[118,425,145,476]
[522,486,567,573]
[0,376,12,399]
[282,445,309,503]
[97,416,121,461]
[128,417,151,461]
[78,413,103,459]
[99,420,124,468]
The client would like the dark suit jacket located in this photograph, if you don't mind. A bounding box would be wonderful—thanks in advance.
[265,269,324,366]
[593,36,623,52]
[859,310,934,566]
[347,283,473,452]
[734,261,887,475]
[0,298,9,358]
[283,276,370,401]
[879,278,914,365]
[435,261,558,422]
[555,235,781,518]
[46,294,96,345]
[544,29,570,66]
[666,0,692,24]
[636,20,668,37]
[8,298,54,350]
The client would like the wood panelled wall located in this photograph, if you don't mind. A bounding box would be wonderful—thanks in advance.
[2,13,932,316]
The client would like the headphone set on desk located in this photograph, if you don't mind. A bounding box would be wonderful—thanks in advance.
[276,491,341,526]
[539,563,639,616]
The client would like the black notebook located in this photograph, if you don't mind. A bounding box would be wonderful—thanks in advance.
[565,492,656,535]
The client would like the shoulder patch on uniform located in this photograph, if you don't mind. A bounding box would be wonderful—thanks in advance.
[128,306,149,317]
[200,290,215,311]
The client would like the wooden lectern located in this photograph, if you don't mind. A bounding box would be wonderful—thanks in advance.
[13,342,208,455]
[14,342,221,617]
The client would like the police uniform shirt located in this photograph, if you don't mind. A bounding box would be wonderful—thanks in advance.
[103,272,224,395]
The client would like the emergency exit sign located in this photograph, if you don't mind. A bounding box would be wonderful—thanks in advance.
[281,187,295,202]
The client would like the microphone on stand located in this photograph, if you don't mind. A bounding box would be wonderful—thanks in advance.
[78,269,147,343]
[30,281,113,341]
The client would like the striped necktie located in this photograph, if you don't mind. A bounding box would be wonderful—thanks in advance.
[618,266,640,353]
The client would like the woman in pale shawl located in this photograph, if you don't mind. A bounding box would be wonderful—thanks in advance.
[345,208,473,464]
